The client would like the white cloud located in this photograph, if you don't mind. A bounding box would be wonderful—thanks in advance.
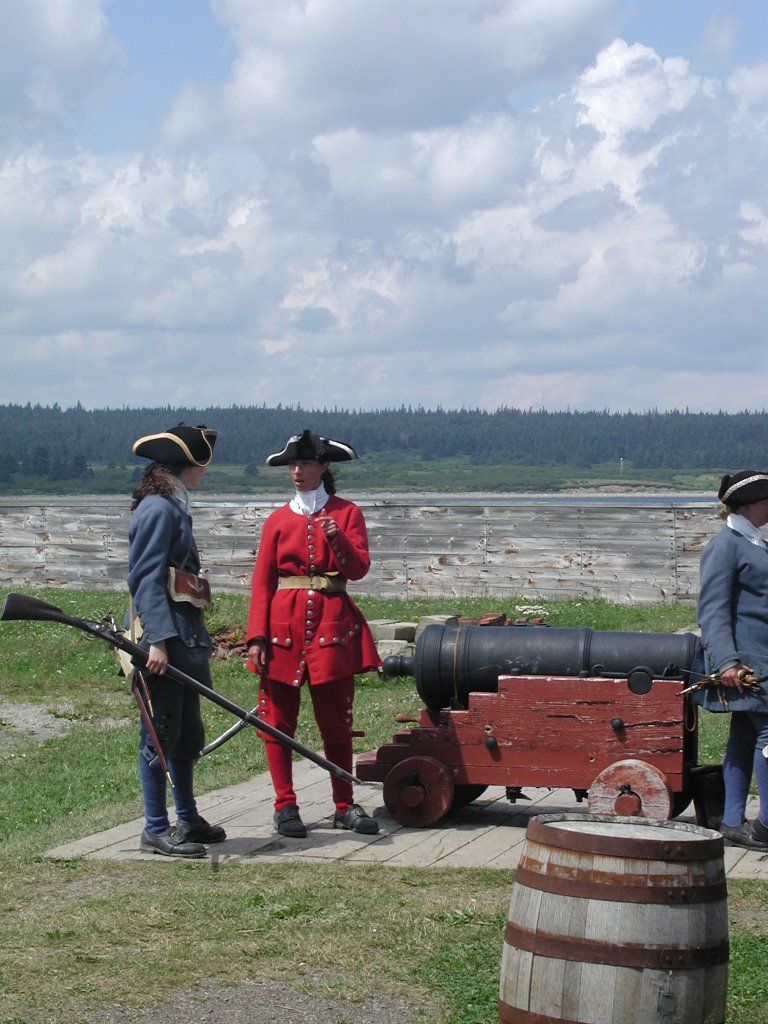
[168,0,615,144]
[575,40,702,137]
[1,1,767,413]
[700,6,740,64]
[0,0,114,137]
[727,61,768,122]
[740,200,768,244]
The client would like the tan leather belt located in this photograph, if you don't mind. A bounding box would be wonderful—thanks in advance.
[277,574,347,593]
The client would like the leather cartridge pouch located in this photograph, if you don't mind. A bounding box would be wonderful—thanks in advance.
[167,567,212,609]
[277,573,347,593]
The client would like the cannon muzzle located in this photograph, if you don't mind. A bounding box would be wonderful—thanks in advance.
[383,622,700,709]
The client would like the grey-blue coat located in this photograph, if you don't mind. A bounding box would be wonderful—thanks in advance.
[696,524,768,713]
[127,494,212,650]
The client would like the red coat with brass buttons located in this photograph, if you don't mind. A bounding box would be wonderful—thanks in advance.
[246,496,381,686]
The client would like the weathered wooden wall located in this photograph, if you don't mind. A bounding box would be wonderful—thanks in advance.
[0,497,719,604]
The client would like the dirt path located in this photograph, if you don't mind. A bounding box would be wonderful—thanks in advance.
[0,696,76,748]
[86,978,438,1024]
[0,697,130,749]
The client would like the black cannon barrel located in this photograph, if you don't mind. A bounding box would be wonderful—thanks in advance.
[383,623,701,709]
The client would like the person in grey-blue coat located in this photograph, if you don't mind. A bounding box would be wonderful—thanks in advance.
[128,423,226,858]
[696,470,768,850]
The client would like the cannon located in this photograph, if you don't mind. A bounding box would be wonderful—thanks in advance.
[356,621,708,827]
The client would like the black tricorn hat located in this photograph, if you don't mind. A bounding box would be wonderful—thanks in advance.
[265,429,358,466]
[718,470,768,507]
[132,423,218,467]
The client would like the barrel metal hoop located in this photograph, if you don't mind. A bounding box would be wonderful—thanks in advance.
[499,1003,583,1024]
[503,921,729,969]
[527,815,725,861]
[514,863,728,904]
[500,998,725,1024]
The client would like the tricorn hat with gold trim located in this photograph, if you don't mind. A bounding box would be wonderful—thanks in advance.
[133,423,218,467]
[266,429,358,466]
[718,470,768,508]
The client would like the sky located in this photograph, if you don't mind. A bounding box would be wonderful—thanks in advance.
[1,0,767,414]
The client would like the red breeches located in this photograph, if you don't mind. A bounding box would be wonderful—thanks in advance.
[258,675,355,812]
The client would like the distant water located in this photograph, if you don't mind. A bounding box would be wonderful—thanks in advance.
[195,491,715,508]
[360,493,714,507]
[0,493,716,508]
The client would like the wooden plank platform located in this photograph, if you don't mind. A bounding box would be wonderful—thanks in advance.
[45,760,768,879]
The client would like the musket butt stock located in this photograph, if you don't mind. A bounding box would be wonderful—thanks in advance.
[0,592,66,623]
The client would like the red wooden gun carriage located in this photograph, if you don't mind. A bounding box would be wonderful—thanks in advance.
[356,621,716,828]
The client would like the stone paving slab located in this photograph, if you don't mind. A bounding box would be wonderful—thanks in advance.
[46,760,768,878]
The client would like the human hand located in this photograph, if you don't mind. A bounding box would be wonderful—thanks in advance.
[719,664,753,692]
[247,640,267,671]
[318,515,338,540]
[146,642,168,675]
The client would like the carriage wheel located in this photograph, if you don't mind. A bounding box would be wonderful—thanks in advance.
[670,787,693,819]
[451,784,488,811]
[588,759,673,819]
[383,756,455,827]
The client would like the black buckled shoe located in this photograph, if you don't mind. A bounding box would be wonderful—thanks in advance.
[749,817,768,847]
[140,826,207,859]
[720,821,768,851]
[176,817,227,844]
[333,803,380,835]
[274,805,307,838]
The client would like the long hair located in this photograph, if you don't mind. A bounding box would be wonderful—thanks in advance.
[131,463,179,510]
[322,467,337,495]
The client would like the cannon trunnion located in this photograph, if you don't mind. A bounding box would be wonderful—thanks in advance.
[356,623,701,827]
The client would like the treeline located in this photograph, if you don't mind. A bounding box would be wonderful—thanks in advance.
[1,402,767,486]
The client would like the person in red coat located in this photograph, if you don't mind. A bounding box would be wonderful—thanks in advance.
[246,430,381,838]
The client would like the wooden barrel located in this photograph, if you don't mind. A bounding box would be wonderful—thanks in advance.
[499,814,728,1024]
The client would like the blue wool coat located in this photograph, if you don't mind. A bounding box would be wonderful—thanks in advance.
[696,523,768,713]
[127,494,212,650]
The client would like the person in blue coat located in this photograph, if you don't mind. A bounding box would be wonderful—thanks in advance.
[128,423,226,858]
[696,470,768,850]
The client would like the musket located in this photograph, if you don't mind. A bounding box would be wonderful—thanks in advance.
[0,592,364,786]
[676,668,768,697]
[201,714,253,756]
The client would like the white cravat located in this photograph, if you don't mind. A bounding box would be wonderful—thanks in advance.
[171,479,190,514]
[727,513,768,549]
[290,482,329,516]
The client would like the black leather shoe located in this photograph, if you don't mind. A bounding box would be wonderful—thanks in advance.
[750,817,768,846]
[274,805,307,838]
[140,826,206,858]
[333,803,380,834]
[720,822,768,851]
[176,817,227,844]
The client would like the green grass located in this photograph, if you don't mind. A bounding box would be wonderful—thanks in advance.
[0,588,763,1024]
